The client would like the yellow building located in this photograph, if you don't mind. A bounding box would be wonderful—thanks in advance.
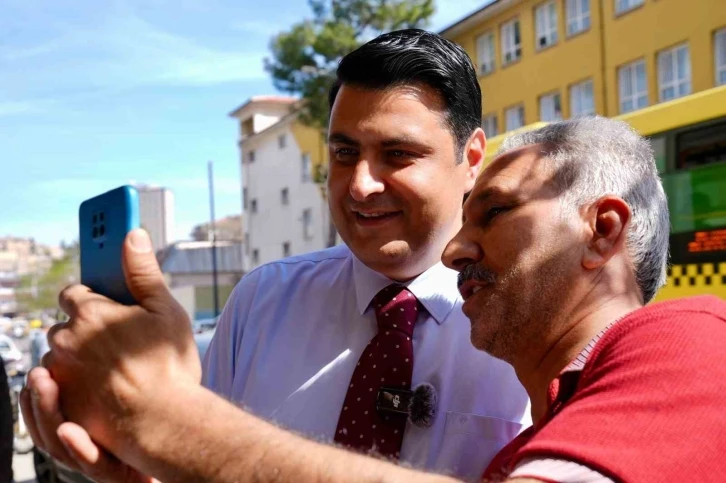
[441,0,726,136]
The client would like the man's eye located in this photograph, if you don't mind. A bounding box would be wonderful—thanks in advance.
[388,150,415,159]
[334,148,358,162]
[486,206,509,220]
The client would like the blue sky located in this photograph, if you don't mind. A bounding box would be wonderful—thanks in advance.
[0,0,484,247]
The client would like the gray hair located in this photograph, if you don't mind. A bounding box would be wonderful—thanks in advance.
[499,116,669,303]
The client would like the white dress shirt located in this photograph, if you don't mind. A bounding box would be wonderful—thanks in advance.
[203,244,531,478]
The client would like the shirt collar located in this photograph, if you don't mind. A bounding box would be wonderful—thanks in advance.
[546,320,621,408]
[351,253,460,325]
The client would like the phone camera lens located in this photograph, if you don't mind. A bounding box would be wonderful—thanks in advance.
[92,227,98,238]
[92,214,98,224]
[99,212,105,222]
[99,225,106,237]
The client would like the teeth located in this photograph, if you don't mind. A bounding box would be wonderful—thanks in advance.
[359,212,388,218]
[471,286,482,294]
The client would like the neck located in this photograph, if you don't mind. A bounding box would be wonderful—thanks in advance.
[513,290,643,423]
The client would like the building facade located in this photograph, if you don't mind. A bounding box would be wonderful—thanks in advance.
[136,185,175,254]
[158,240,244,320]
[229,96,329,270]
[441,0,726,137]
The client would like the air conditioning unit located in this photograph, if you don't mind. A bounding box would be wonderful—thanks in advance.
[539,36,547,47]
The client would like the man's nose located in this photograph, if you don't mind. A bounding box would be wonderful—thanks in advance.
[442,229,483,272]
[349,160,385,202]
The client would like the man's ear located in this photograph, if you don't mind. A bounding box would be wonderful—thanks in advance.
[462,128,486,193]
[582,196,632,270]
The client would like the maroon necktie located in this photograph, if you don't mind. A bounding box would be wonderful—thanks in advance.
[334,284,419,458]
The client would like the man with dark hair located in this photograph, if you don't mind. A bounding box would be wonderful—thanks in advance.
[27,29,529,480]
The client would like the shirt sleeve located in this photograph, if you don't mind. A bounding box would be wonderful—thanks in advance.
[511,457,614,482]
[202,267,263,397]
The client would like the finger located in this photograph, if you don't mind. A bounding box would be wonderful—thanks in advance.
[27,368,79,470]
[122,229,171,310]
[20,386,43,448]
[58,284,95,318]
[45,322,66,349]
[58,422,154,483]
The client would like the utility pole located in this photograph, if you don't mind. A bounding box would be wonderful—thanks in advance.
[208,161,220,318]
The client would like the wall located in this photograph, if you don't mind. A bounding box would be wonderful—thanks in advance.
[602,0,726,115]
[451,0,606,126]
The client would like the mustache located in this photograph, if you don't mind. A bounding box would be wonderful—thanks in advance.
[458,264,497,288]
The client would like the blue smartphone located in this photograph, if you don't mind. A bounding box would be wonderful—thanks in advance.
[79,185,140,305]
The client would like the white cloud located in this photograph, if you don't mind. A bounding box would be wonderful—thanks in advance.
[0,4,269,114]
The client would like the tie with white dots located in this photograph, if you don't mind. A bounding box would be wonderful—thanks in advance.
[334,284,420,458]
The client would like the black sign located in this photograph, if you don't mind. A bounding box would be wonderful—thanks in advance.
[670,228,726,265]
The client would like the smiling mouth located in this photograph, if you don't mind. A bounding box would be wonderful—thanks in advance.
[353,211,401,221]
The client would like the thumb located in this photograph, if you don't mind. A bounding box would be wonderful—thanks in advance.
[122,229,169,308]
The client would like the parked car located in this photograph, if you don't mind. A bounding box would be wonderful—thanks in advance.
[34,327,218,482]
[0,335,22,364]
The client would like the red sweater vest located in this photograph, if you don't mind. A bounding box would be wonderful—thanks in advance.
[483,296,726,482]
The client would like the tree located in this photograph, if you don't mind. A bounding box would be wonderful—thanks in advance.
[16,244,79,313]
[264,0,435,247]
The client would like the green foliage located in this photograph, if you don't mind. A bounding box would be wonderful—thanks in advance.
[264,0,435,132]
[16,245,79,313]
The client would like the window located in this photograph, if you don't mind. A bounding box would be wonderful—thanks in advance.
[570,79,595,117]
[658,44,691,102]
[566,0,590,36]
[243,188,248,210]
[301,153,312,182]
[248,150,255,163]
[615,0,643,15]
[278,134,286,149]
[539,92,562,122]
[250,199,258,214]
[676,121,726,170]
[715,28,726,86]
[505,105,525,131]
[476,31,496,75]
[501,19,522,65]
[283,242,291,257]
[482,114,499,138]
[252,249,259,265]
[535,1,558,50]
[281,188,289,206]
[618,59,648,113]
[302,208,313,240]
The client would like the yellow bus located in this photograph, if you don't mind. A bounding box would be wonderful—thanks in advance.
[485,85,726,301]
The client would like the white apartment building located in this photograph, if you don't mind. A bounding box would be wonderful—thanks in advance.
[136,185,175,253]
[229,96,330,270]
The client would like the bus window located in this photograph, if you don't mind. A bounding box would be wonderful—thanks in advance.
[676,121,726,170]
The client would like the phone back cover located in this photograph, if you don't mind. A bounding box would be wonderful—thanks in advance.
[79,185,140,305]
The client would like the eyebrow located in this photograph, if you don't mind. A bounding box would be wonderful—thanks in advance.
[471,187,511,205]
[328,133,433,153]
[328,132,360,146]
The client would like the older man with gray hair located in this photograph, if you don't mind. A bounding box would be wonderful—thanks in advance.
[23,116,726,483]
